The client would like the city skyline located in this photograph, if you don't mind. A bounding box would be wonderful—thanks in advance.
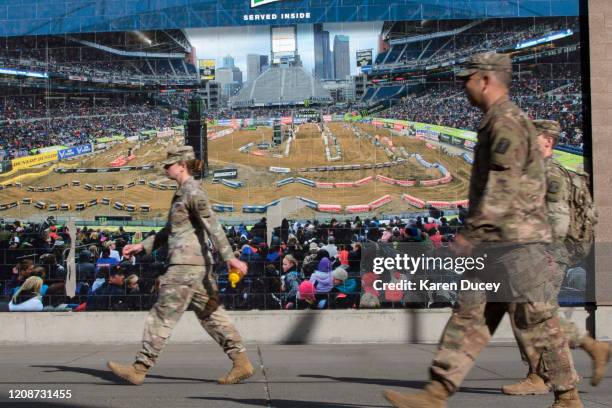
[186,21,382,79]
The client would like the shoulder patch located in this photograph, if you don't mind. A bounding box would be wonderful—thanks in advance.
[197,199,208,211]
[494,138,511,154]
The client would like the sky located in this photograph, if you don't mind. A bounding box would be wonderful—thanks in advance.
[185,21,383,80]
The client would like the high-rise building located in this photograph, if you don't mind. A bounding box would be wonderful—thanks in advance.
[216,65,243,96]
[222,55,235,68]
[314,23,333,79]
[334,35,350,80]
[247,54,269,82]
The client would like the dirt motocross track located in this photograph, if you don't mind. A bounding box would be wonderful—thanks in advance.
[0,123,470,220]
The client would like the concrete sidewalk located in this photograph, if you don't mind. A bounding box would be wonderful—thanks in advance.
[0,343,609,407]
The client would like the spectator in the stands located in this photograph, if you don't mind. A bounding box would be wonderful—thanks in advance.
[280,254,301,305]
[309,257,334,294]
[126,274,142,310]
[96,247,119,272]
[104,240,121,262]
[86,265,127,311]
[322,236,338,259]
[76,250,96,283]
[331,267,360,308]
[8,276,44,312]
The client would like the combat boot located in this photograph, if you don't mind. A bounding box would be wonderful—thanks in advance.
[383,381,449,408]
[580,336,610,386]
[501,373,550,395]
[217,352,254,384]
[107,361,148,385]
[549,388,584,408]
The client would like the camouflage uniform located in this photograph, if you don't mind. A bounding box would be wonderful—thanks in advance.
[134,147,245,369]
[510,121,585,376]
[429,54,578,394]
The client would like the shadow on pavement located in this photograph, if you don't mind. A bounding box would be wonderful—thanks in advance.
[189,396,388,407]
[30,365,216,385]
[298,374,501,395]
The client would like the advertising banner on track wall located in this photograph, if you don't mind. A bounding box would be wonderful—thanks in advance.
[57,144,94,160]
[11,151,58,170]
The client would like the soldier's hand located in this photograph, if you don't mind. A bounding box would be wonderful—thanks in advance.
[451,234,474,256]
[123,243,144,257]
[228,258,248,277]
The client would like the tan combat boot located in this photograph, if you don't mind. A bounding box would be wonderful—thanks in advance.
[383,381,449,408]
[502,372,550,395]
[107,361,148,385]
[550,388,584,408]
[217,352,254,384]
[580,336,610,386]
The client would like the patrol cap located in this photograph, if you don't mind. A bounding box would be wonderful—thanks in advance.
[457,52,512,78]
[161,145,196,166]
[533,119,561,140]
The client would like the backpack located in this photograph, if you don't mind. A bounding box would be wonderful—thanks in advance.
[561,167,598,260]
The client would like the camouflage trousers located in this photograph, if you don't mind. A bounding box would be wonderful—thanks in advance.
[135,265,246,369]
[511,256,586,375]
[431,244,579,393]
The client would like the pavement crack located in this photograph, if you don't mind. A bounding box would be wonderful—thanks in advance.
[66,349,101,364]
[256,344,273,408]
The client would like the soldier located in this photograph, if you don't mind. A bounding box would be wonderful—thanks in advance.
[383,52,583,408]
[107,145,254,385]
[502,120,610,395]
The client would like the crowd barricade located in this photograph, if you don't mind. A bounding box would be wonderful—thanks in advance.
[113,202,125,210]
[212,203,234,212]
[298,196,319,209]
[88,199,97,207]
[315,182,334,189]
[220,179,244,189]
[60,203,70,211]
[426,200,453,209]
[242,205,267,213]
[269,166,291,173]
[295,177,316,187]
[75,202,86,211]
[276,177,294,187]
[250,150,265,156]
[54,165,154,173]
[126,155,136,161]
[402,194,426,208]
[346,204,371,213]
[105,185,115,191]
[22,198,32,205]
[334,181,355,188]
[238,142,255,153]
[354,176,374,186]
[419,179,440,187]
[266,199,280,208]
[0,202,18,211]
[368,194,393,210]
[140,205,150,213]
[395,179,416,186]
[375,175,396,185]
[101,198,111,205]
[452,199,469,208]
[317,204,342,213]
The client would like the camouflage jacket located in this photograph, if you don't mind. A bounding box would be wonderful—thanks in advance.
[141,177,235,265]
[463,97,551,244]
[545,157,571,265]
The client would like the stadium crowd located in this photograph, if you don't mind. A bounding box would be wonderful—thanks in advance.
[0,97,181,157]
[379,64,584,150]
[0,211,466,312]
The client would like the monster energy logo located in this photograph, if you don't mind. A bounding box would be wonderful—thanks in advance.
[251,0,282,7]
